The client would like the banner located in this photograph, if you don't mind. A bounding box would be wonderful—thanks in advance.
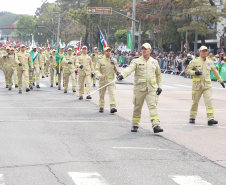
[220,64,226,81]
[127,31,133,49]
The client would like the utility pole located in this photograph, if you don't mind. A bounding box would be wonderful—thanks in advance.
[57,12,61,47]
[186,30,188,53]
[100,0,103,30]
[132,0,136,49]
[89,0,91,51]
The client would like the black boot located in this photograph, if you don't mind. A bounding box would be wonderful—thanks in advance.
[8,88,11,91]
[64,90,67,93]
[26,88,30,92]
[56,82,58,85]
[153,126,164,133]
[131,126,139,132]
[189,118,195,124]
[208,119,218,126]
[36,85,40,88]
[73,90,76,92]
[79,96,83,100]
[19,90,22,94]
[30,86,33,90]
[58,87,61,90]
[42,76,45,78]
[6,85,8,88]
[50,84,53,87]
[15,84,18,88]
[86,95,92,99]
[33,83,35,86]
[110,108,117,113]
[99,108,104,113]
[93,84,96,87]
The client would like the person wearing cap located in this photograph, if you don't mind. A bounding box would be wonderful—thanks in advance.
[76,45,94,100]
[183,53,192,78]
[117,43,164,133]
[10,48,18,89]
[6,48,17,90]
[73,46,78,56]
[49,49,57,87]
[62,48,77,93]
[95,46,120,113]
[45,47,51,77]
[2,47,11,88]
[29,45,41,89]
[91,47,99,86]
[56,46,65,90]
[38,47,46,79]
[15,44,34,93]
[186,46,225,126]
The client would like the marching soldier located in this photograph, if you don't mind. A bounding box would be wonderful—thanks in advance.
[186,46,225,125]
[183,53,192,78]
[95,47,120,113]
[11,48,18,88]
[29,46,40,89]
[45,47,51,77]
[6,48,17,90]
[63,48,76,93]
[39,47,46,78]
[73,46,78,56]
[76,46,94,100]
[15,44,34,94]
[117,43,164,133]
[57,46,65,90]
[49,49,57,87]
[2,47,11,88]
[91,47,99,87]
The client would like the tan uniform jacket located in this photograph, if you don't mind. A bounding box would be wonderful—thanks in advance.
[122,56,162,91]
[39,53,45,66]
[186,57,223,90]
[76,54,93,75]
[15,51,33,70]
[91,53,99,70]
[50,55,56,69]
[45,51,51,63]
[63,54,76,73]
[95,56,119,83]
[31,51,40,67]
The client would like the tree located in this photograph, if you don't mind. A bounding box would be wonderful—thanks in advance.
[114,29,127,44]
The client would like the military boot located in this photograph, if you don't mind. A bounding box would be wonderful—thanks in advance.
[208,119,218,126]
[99,108,104,113]
[189,118,195,124]
[131,126,139,132]
[153,126,163,133]
[110,108,117,113]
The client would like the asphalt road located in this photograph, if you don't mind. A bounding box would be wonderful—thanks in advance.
[0,68,226,185]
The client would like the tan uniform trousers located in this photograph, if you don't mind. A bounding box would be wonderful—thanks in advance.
[57,69,63,88]
[92,73,96,85]
[41,63,45,76]
[99,81,116,108]
[29,65,40,86]
[45,61,50,75]
[190,88,214,121]
[78,73,91,96]
[64,70,76,91]
[132,90,160,128]
[17,68,29,91]
[12,67,18,85]
[50,68,58,85]
[3,66,8,85]
[6,68,13,88]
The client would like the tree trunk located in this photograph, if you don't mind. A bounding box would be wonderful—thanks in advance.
[200,36,206,45]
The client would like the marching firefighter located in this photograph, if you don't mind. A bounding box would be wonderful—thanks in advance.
[186,46,225,125]
[117,43,164,133]
[91,47,99,87]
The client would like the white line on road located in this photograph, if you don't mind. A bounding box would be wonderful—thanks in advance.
[175,84,191,88]
[0,120,111,123]
[0,174,5,185]
[0,107,90,109]
[68,172,109,185]
[171,175,212,185]
[163,85,177,89]
[113,147,170,151]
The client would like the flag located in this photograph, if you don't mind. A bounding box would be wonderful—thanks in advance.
[55,43,64,74]
[127,31,133,49]
[211,63,222,80]
[77,38,82,56]
[220,64,226,81]
[119,56,124,64]
[47,39,49,47]
[98,26,108,50]
[51,39,54,47]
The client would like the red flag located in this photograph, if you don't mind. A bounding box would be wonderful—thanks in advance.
[77,39,82,56]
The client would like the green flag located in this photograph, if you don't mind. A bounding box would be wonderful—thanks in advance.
[211,63,222,80]
[127,31,133,49]
[220,64,226,81]
[119,56,124,64]
[99,37,103,51]
[55,44,64,75]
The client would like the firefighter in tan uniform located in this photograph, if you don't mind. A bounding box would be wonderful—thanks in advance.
[95,47,120,113]
[45,47,51,77]
[63,48,76,93]
[49,49,56,87]
[73,46,78,86]
[57,46,65,90]
[77,46,94,100]
[186,46,225,125]
[15,44,34,94]
[2,47,10,88]
[6,48,17,90]
[39,47,46,78]
[29,46,41,89]
[117,43,164,133]
[91,47,99,86]
[11,48,18,88]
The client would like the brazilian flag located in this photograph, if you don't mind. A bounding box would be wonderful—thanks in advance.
[119,56,124,64]
[55,44,64,75]
[211,63,222,80]
[220,64,226,81]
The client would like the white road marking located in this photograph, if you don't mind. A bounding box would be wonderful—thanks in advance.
[0,120,111,123]
[163,85,177,89]
[68,172,109,185]
[0,174,5,185]
[171,175,212,185]
[175,84,191,88]
[0,107,90,109]
[113,147,170,151]
[184,124,226,129]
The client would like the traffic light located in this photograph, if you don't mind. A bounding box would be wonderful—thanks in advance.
[35,24,38,29]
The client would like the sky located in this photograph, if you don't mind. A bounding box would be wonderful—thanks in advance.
[0,0,56,15]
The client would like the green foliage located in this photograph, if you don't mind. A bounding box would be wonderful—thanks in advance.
[114,29,127,44]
